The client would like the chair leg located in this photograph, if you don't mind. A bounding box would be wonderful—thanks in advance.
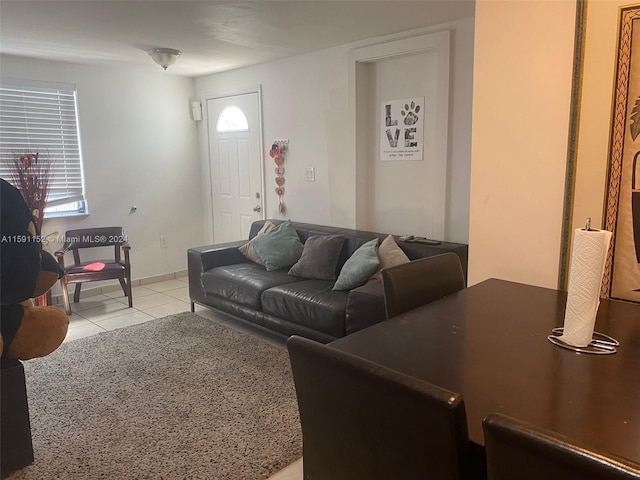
[61,280,72,315]
[121,276,133,308]
[73,284,82,303]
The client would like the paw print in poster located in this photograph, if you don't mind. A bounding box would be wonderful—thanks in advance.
[402,101,420,125]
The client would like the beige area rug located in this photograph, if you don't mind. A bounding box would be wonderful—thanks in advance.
[9,312,302,479]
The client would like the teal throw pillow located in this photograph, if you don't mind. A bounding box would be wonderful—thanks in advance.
[251,220,304,271]
[333,238,380,290]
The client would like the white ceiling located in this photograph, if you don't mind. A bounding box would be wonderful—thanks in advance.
[0,1,475,77]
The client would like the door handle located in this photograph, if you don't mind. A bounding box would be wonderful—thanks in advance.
[253,205,261,213]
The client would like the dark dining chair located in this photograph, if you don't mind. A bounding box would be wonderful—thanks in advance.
[381,252,465,319]
[54,227,132,315]
[287,335,472,480]
[483,413,640,480]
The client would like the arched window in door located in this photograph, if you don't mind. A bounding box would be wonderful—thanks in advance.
[216,105,249,132]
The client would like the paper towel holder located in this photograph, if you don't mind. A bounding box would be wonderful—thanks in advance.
[551,220,618,354]
[581,217,605,232]
[547,328,619,355]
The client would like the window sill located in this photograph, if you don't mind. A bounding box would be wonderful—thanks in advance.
[44,211,90,220]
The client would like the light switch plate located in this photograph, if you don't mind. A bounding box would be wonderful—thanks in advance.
[305,167,315,182]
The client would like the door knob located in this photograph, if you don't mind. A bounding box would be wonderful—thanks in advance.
[253,205,261,213]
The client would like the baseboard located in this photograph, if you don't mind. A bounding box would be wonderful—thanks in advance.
[50,269,188,305]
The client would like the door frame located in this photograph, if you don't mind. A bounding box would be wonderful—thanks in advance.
[202,86,266,241]
[348,31,450,239]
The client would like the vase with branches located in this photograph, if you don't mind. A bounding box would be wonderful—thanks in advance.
[3,151,53,234]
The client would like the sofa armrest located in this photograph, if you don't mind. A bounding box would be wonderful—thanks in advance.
[187,241,250,305]
[345,280,386,335]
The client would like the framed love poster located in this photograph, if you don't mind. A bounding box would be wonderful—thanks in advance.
[379,97,424,161]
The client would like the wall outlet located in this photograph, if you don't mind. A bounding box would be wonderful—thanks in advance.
[305,167,315,182]
[160,236,168,248]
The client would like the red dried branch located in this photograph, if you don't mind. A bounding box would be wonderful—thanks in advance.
[3,150,53,234]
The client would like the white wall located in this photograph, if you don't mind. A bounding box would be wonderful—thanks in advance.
[572,0,627,230]
[194,18,474,244]
[362,52,441,238]
[353,31,451,241]
[469,0,576,288]
[195,45,352,236]
[1,55,204,288]
[571,1,615,230]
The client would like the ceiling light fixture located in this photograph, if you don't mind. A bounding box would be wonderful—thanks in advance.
[148,48,182,71]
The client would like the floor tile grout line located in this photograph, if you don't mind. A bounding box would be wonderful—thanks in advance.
[89,302,188,325]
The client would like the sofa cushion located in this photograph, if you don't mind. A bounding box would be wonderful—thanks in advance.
[288,234,345,280]
[252,220,304,271]
[238,220,276,265]
[370,234,411,281]
[333,238,380,291]
[262,280,349,338]
[202,263,301,310]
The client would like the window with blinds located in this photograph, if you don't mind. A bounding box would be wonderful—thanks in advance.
[0,81,87,214]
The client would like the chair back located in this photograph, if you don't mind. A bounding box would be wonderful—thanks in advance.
[381,252,465,319]
[483,413,640,480]
[63,227,127,264]
[287,335,470,480]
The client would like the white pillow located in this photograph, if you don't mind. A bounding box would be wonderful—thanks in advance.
[238,221,276,264]
[369,234,410,281]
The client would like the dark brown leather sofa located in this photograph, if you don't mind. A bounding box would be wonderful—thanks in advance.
[188,220,468,343]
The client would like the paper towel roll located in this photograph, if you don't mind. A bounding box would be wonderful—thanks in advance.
[560,228,612,347]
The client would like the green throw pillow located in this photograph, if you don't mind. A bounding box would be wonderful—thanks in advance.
[333,238,380,290]
[251,220,304,271]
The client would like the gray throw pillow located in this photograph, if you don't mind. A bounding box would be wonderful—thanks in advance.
[288,235,346,280]
[238,220,277,264]
[251,220,304,271]
[333,238,380,290]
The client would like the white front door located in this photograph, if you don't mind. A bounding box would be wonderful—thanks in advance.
[207,92,263,243]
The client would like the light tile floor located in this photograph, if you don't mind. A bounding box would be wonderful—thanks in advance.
[59,276,303,480]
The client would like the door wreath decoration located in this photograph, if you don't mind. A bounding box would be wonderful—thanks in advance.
[270,140,288,214]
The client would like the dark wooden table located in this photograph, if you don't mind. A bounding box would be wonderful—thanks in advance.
[331,278,640,464]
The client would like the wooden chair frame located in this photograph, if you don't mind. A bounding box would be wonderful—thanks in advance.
[54,227,132,315]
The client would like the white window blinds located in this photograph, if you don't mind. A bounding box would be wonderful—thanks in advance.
[0,82,86,207]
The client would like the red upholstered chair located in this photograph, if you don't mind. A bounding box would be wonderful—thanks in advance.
[55,227,132,315]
